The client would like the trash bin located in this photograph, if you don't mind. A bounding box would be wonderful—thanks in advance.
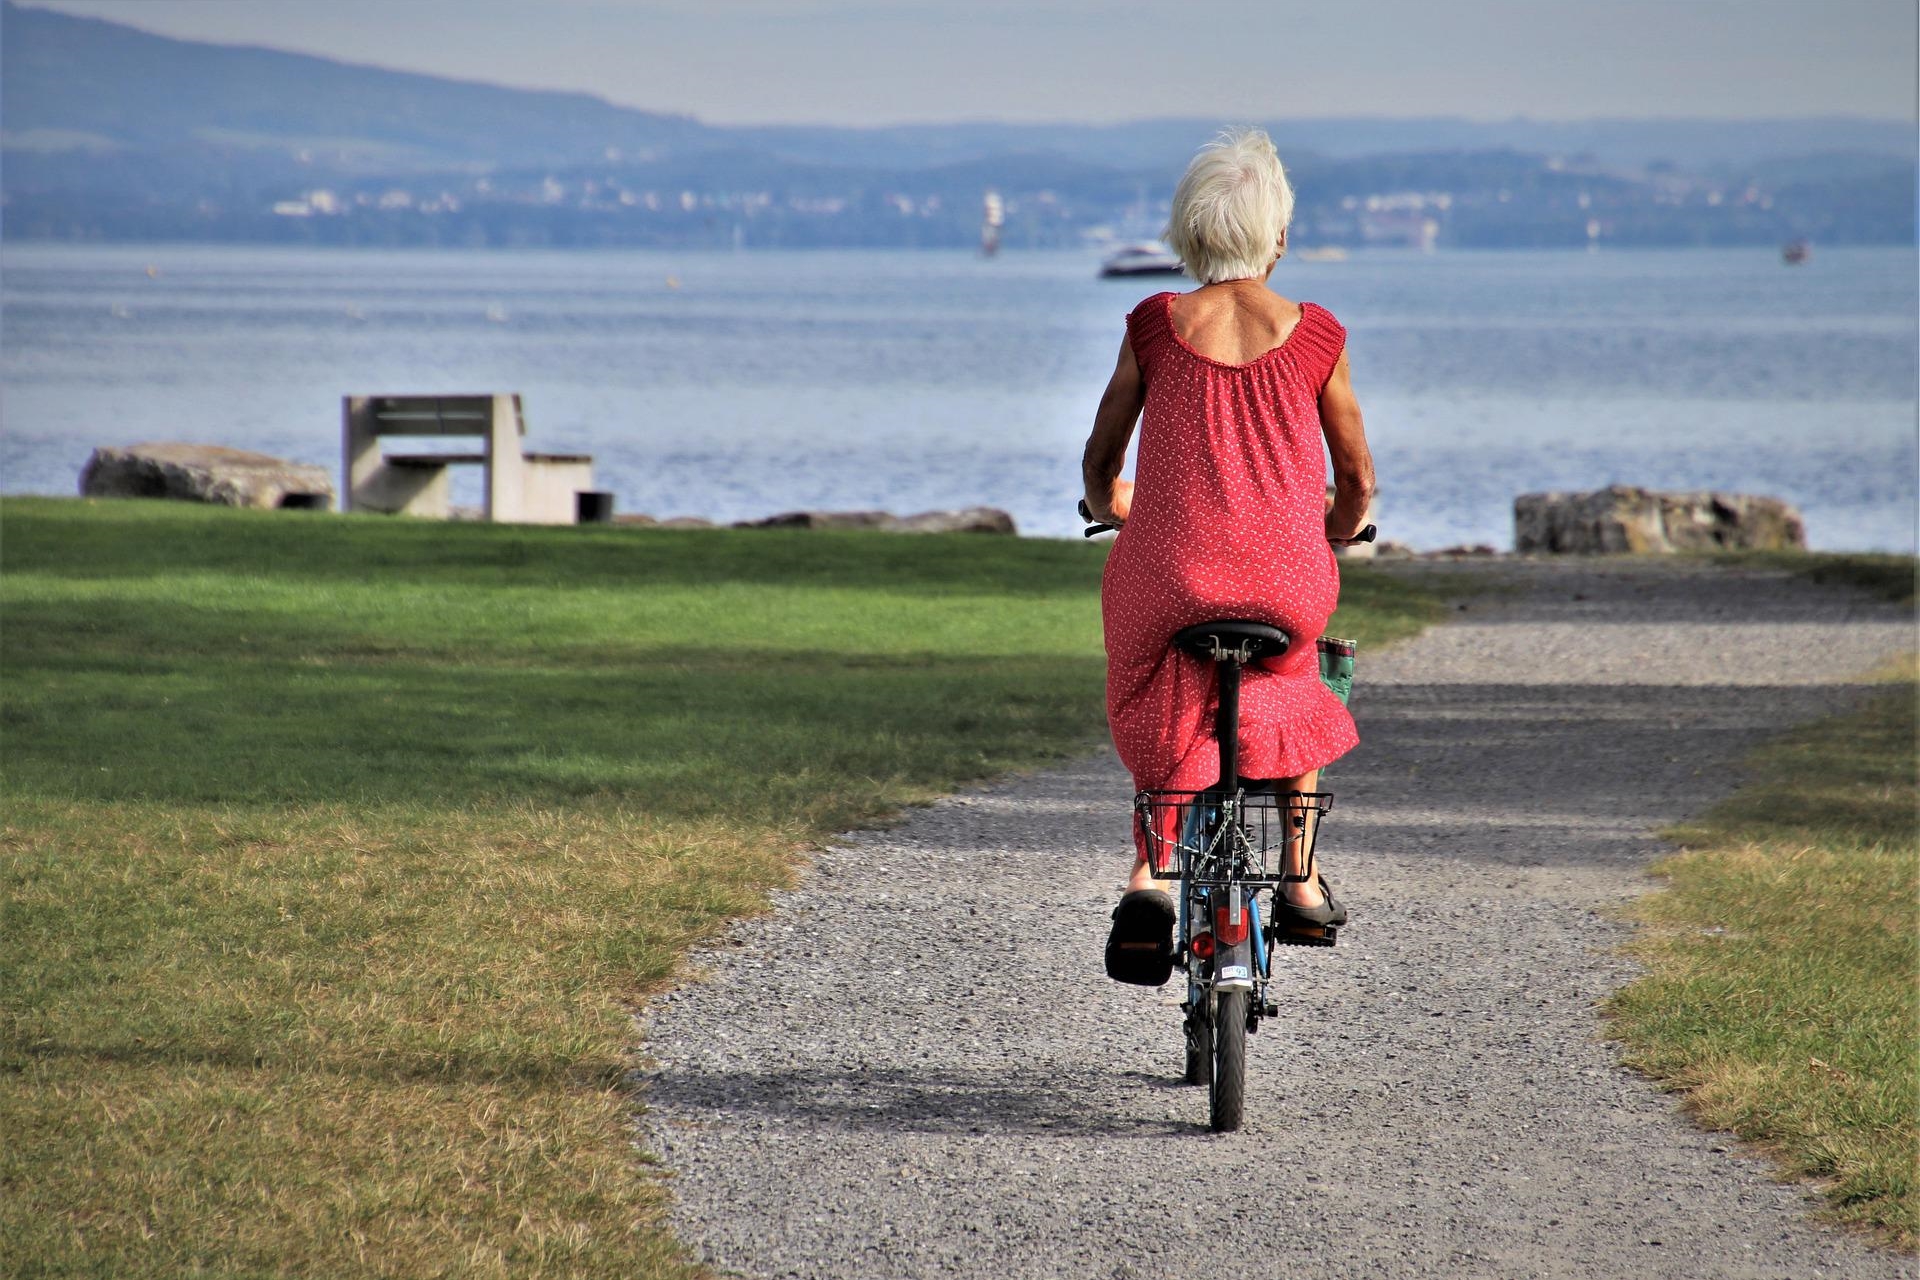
[576,490,614,524]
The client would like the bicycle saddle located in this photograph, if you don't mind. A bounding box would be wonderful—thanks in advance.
[1172,620,1290,662]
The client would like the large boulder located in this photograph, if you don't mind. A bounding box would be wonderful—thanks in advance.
[734,510,898,531]
[611,514,719,528]
[1514,486,1805,554]
[81,443,334,511]
[732,507,1017,535]
[894,506,1018,535]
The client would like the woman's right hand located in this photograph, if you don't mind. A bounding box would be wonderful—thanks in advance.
[1083,478,1133,529]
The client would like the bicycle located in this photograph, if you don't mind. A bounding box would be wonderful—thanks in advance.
[1082,501,1371,1131]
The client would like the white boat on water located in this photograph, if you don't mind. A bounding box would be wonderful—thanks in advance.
[1099,242,1185,278]
[981,189,1004,257]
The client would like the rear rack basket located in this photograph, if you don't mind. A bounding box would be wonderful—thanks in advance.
[1134,788,1333,885]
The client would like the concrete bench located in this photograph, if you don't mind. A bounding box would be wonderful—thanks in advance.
[342,394,597,524]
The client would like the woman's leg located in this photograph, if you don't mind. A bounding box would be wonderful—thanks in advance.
[1276,768,1326,908]
[1126,856,1169,893]
[1129,773,1325,901]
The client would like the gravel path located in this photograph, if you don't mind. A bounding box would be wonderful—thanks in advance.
[637,559,1914,1280]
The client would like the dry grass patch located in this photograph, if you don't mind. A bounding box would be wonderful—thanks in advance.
[1607,653,1918,1248]
[3,799,786,1278]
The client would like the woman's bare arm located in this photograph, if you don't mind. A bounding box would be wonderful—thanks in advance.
[1082,335,1145,525]
[1319,351,1376,542]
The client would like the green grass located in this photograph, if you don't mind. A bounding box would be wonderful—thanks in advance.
[1607,653,1919,1248]
[0,496,1441,1278]
[1704,550,1918,607]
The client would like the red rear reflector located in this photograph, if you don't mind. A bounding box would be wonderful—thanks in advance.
[1214,903,1249,946]
[1190,931,1216,960]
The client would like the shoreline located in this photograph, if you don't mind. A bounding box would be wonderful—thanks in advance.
[11,493,1920,559]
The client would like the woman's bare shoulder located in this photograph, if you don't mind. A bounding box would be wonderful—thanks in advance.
[1170,286,1297,320]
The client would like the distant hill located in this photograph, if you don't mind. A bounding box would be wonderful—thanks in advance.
[3,0,1913,249]
[750,116,1915,175]
[0,0,714,170]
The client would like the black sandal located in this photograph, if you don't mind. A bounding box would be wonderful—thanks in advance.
[1272,875,1346,927]
[1270,876,1346,948]
[1315,875,1348,927]
[1104,888,1176,986]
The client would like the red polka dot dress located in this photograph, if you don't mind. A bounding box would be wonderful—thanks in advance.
[1102,291,1359,836]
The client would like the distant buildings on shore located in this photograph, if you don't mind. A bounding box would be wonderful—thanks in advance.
[11,132,1909,252]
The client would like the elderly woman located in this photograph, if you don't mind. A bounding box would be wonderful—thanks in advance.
[1083,127,1376,984]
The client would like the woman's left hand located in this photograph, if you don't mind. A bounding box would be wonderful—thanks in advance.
[1326,516,1370,545]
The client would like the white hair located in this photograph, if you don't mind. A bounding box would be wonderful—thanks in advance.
[1164,127,1295,285]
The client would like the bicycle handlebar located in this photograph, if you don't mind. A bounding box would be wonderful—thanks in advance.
[1077,498,1116,537]
[1078,499,1376,545]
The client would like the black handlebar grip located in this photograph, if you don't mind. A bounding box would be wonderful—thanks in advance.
[1078,497,1119,537]
[1354,524,1377,543]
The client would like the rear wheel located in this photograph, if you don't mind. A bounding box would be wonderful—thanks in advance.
[1210,989,1248,1132]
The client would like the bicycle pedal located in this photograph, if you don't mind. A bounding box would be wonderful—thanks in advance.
[1272,924,1338,948]
[1261,1001,1279,1018]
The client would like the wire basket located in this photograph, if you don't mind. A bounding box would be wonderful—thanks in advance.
[1135,788,1333,885]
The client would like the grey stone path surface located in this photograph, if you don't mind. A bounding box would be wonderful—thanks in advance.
[637,560,1914,1280]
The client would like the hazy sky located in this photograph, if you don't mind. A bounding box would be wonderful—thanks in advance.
[18,0,1919,126]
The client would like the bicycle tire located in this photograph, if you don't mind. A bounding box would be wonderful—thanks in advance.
[1210,988,1248,1132]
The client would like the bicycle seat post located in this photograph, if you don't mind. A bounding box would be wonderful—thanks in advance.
[1214,647,1243,797]
[1172,620,1289,801]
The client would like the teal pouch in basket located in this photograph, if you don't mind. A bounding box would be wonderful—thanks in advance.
[1317,636,1355,706]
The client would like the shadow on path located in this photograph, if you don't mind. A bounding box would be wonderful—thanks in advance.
[644,1062,1194,1139]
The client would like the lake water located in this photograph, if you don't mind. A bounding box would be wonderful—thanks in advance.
[3,243,1914,549]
